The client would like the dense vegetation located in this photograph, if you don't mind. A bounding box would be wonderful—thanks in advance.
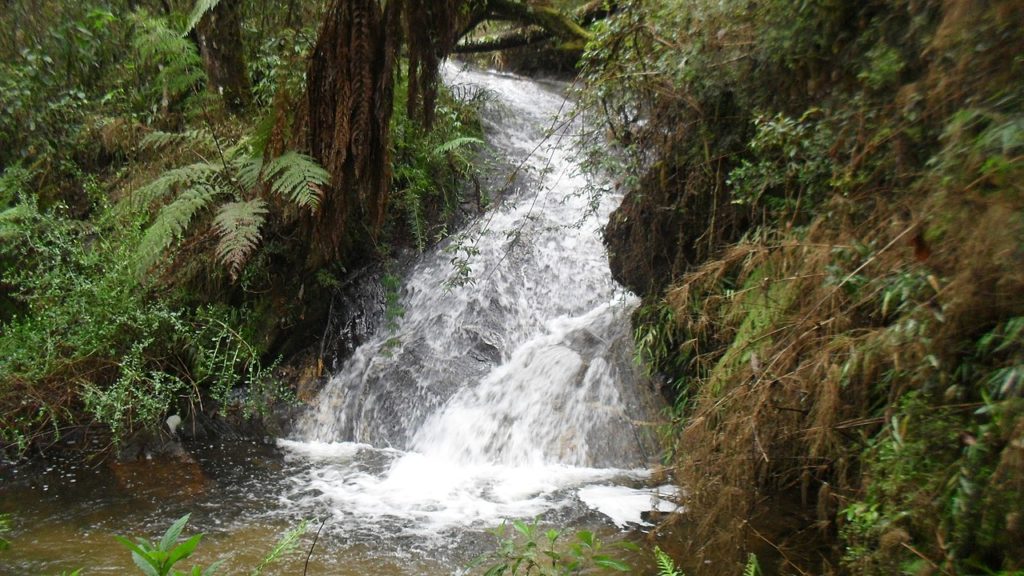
[2,0,1022,574]
[0,0,484,453]
[575,0,1023,574]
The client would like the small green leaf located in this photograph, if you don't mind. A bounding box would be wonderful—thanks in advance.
[512,520,531,538]
[593,555,631,571]
[115,535,154,561]
[483,564,507,576]
[160,514,191,552]
[130,551,161,576]
[167,533,203,565]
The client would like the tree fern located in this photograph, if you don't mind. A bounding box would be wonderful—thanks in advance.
[213,199,267,281]
[130,127,326,280]
[136,183,223,275]
[185,0,223,34]
[133,13,204,100]
[431,136,484,156]
[223,142,264,191]
[654,546,683,576]
[263,152,329,211]
[129,162,221,211]
[134,14,198,66]
[140,129,216,153]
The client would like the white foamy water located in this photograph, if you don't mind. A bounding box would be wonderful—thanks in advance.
[279,64,663,536]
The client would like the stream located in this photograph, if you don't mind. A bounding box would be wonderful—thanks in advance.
[0,64,673,575]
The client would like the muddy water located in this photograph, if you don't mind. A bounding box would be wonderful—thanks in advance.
[0,441,450,574]
[0,441,662,575]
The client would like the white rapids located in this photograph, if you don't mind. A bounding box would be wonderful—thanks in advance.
[277,63,673,539]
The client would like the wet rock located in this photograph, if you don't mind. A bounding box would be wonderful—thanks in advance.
[117,428,191,462]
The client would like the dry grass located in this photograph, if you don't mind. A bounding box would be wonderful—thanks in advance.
[660,168,1023,570]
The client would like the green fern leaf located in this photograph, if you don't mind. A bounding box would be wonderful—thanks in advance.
[133,13,204,98]
[140,129,215,152]
[263,152,329,211]
[224,143,264,191]
[213,199,268,280]
[136,183,223,276]
[743,553,760,576]
[185,0,223,34]
[431,136,484,157]
[654,547,682,576]
[129,162,221,212]
[134,14,201,68]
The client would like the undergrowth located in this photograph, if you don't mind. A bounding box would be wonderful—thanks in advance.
[580,0,1024,573]
[0,0,484,456]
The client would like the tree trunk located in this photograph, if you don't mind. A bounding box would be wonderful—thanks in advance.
[195,0,251,113]
[303,0,401,266]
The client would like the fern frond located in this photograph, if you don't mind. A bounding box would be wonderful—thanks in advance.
[134,15,201,68]
[654,547,683,576]
[133,13,203,98]
[743,553,760,576]
[136,183,223,275]
[432,136,484,157]
[129,162,221,212]
[185,0,223,34]
[213,199,268,281]
[233,154,264,191]
[140,129,216,152]
[263,152,329,211]
[221,140,264,192]
[158,62,206,98]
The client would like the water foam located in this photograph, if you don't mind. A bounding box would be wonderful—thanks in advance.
[280,63,662,534]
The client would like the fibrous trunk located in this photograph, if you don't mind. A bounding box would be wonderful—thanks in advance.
[195,0,251,113]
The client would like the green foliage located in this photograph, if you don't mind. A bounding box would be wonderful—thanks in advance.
[137,183,223,274]
[82,339,190,442]
[141,129,218,153]
[743,553,760,576]
[473,520,633,576]
[131,129,327,281]
[933,109,1024,194]
[214,199,269,281]
[263,152,328,210]
[185,0,223,34]
[132,12,206,109]
[0,177,276,449]
[728,110,835,219]
[391,71,485,252]
[633,302,685,379]
[115,514,223,576]
[0,4,124,165]
[110,515,309,576]
[579,1,1024,574]
[654,546,683,576]
[0,514,10,552]
[249,519,310,576]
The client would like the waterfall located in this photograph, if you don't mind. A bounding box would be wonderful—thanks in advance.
[278,64,667,537]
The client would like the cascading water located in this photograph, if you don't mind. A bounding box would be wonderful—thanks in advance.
[278,64,672,539]
[0,65,680,576]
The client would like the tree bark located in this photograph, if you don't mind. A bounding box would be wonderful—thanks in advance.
[195,0,251,113]
[302,0,400,266]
